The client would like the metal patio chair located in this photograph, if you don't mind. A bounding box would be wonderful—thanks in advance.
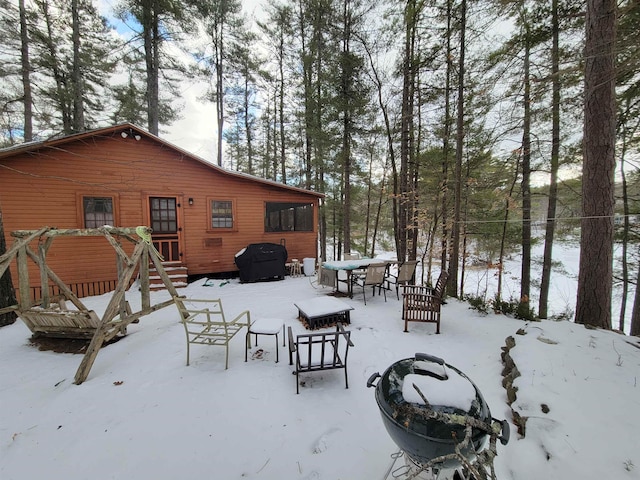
[351,263,387,305]
[173,296,250,369]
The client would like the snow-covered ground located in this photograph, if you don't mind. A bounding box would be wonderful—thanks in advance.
[1,263,639,479]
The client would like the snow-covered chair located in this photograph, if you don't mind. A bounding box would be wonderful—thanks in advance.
[288,324,354,394]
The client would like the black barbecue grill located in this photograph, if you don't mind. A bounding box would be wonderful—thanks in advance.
[367,353,509,476]
[234,243,288,283]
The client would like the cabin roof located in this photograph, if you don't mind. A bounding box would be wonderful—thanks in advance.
[0,123,324,198]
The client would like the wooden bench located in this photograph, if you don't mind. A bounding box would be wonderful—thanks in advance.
[294,297,354,330]
[19,307,102,339]
[288,324,354,394]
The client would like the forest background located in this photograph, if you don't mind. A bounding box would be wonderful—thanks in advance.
[0,0,638,335]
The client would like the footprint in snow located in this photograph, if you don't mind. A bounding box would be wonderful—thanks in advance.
[302,471,321,480]
[312,427,341,454]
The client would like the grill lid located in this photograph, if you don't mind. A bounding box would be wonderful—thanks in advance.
[368,353,508,468]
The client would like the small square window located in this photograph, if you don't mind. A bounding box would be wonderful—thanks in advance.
[211,200,233,229]
[83,197,114,228]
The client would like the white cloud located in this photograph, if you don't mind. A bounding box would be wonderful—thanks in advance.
[163,81,218,164]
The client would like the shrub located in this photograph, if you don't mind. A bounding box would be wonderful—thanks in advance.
[465,294,490,315]
[466,293,538,321]
[492,294,537,321]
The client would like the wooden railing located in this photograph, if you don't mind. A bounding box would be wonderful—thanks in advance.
[19,279,120,302]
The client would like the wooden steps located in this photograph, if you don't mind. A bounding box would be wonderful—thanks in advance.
[149,263,188,290]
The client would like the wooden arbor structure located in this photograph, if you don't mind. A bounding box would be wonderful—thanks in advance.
[0,226,180,384]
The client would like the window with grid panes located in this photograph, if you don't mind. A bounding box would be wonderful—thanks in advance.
[264,202,313,232]
[150,197,177,233]
[211,200,233,228]
[83,197,114,228]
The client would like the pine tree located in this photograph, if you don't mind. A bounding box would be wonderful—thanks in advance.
[115,0,190,135]
[575,0,616,329]
[27,0,117,134]
[191,0,246,166]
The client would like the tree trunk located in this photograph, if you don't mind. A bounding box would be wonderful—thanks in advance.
[214,16,224,167]
[399,0,418,262]
[41,0,71,133]
[362,34,397,260]
[71,0,84,132]
[364,148,374,255]
[272,92,278,178]
[19,0,33,142]
[618,96,640,332]
[499,158,520,302]
[449,0,466,298]
[339,0,354,255]
[440,0,453,275]
[370,162,387,258]
[244,67,253,174]
[0,212,17,327]
[618,149,629,331]
[299,0,313,190]
[520,22,532,311]
[459,157,471,294]
[539,0,561,320]
[410,69,422,262]
[308,1,328,262]
[575,0,616,330]
[142,1,159,136]
[631,250,640,336]
[278,23,286,183]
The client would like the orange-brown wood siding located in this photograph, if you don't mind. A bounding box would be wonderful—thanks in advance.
[0,133,319,295]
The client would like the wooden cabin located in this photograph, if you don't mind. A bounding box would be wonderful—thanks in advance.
[0,124,323,300]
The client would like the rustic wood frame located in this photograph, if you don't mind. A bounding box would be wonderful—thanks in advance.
[0,226,181,384]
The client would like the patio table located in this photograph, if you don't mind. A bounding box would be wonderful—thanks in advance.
[322,258,396,297]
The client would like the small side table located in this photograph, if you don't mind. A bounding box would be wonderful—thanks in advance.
[245,318,285,363]
[290,259,302,277]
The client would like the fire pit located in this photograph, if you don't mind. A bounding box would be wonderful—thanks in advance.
[367,353,509,475]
